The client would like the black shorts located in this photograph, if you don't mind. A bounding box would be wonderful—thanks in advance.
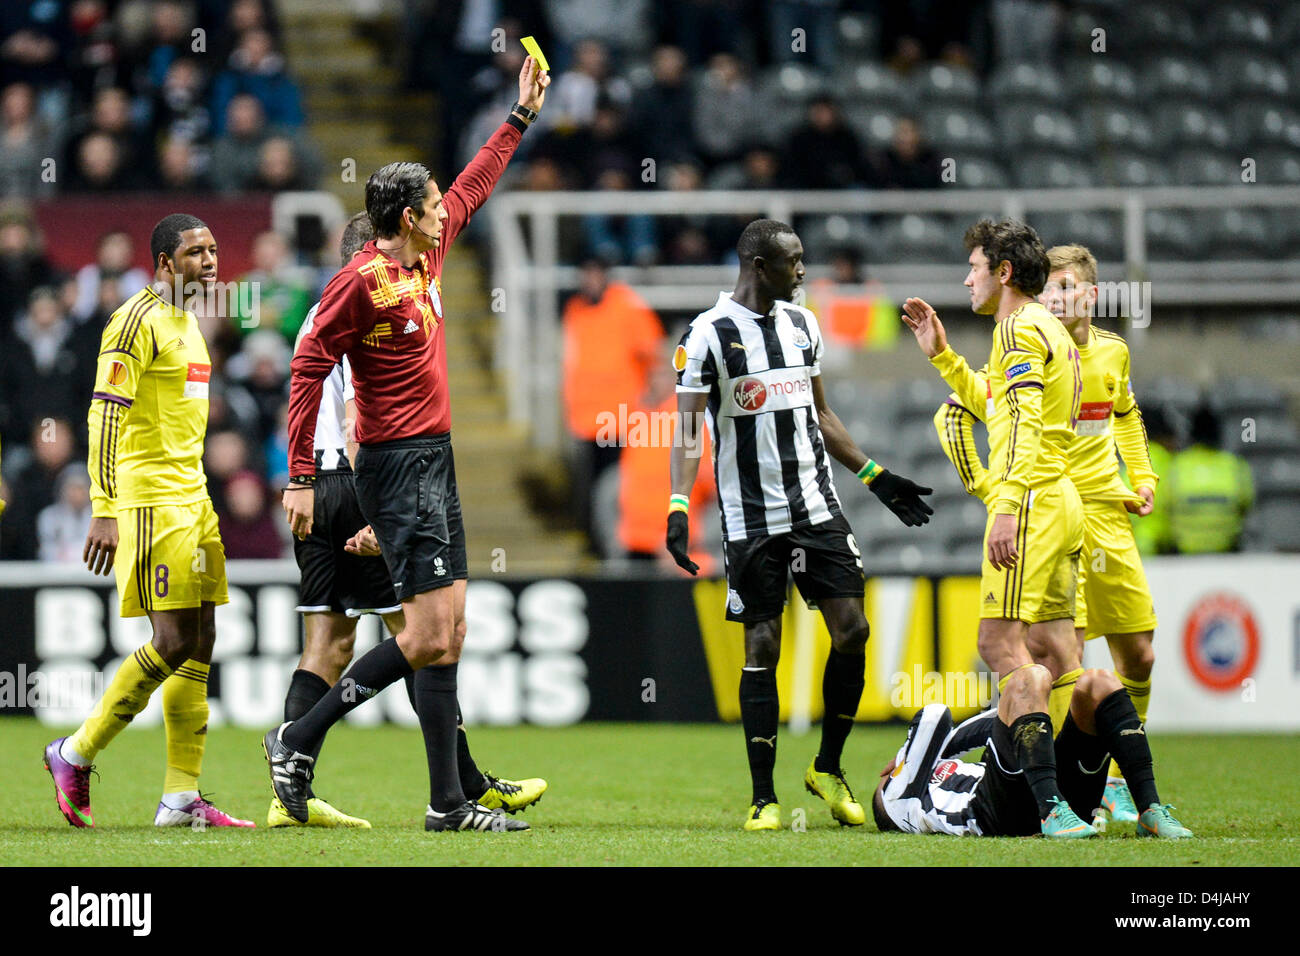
[354,432,467,601]
[971,717,1046,837]
[722,513,865,623]
[294,471,400,617]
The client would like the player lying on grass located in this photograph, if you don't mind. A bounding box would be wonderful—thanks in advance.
[271,212,545,828]
[872,664,1190,838]
[932,243,1160,825]
[45,214,253,829]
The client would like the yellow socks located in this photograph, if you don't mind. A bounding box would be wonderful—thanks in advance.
[1048,667,1083,735]
[66,643,173,764]
[1109,673,1151,780]
[162,660,210,795]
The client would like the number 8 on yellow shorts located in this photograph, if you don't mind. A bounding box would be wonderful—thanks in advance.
[1074,500,1158,639]
[114,500,229,618]
[979,477,1084,623]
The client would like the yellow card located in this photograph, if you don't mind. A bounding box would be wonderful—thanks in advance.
[521,36,550,72]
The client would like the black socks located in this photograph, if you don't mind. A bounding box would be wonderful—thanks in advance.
[283,638,413,755]
[1010,712,1062,819]
[412,663,467,813]
[456,703,488,800]
[739,668,779,804]
[1095,688,1160,810]
[815,649,865,773]
[1054,711,1111,819]
[284,668,331,722]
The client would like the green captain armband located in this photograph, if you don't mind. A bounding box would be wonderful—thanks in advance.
[857,459,883,485]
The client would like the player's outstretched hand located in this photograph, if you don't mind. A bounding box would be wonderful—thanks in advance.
[519,55,551,113]
[902,298,948,358]
[869,470,935,527]
[83,516,118,576]
[666,511,699,575]
[344,525,382,557]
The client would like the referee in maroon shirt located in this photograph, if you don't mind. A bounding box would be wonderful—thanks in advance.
[265,56,549,832]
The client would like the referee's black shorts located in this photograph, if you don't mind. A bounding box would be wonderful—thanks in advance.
[294,471,400,617]
[354,432,467,602]
[721,513,865,623]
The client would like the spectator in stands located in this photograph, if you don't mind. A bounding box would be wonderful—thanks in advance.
[157,134,212,191]
[217,467,285,558]
[582,163,658,266]
[65,0,127,100]
[37,462,92,562]
[66,87,154,182]
[209,93,270,192]
[629,46,696,165]
[708,145,783,190]
[545,0,653,63]
[869,116,943,189]
[138,0,194,91]
[660,0,750,66]
[232,230,313,341]
[225,328,291,441]
[692,53,759,168]
[880,0,985,74]
[1,288,95,444]
[210,27,302,135]
[0,205,57,334]
[768,0,838,68]
[64,131,142,192]
[617,355,716,570]
[204,428,251,516]
[541,37,632,132]
[0,81,55,198]
[149,57,213,147]
[265,399,289,487]
[660,161,729,265]
[0,2,70,99]
[72,229,148,323]
[1127,403,1176,555]
[214,0,284,65]
[562,257,664,554]
[1165,404,1254,554]
[250,134,313,191]
[0,417,77,560]
[783,96,867,189]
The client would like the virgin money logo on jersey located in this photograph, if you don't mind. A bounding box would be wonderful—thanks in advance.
[733,377,767,412]
[725,368,813,417]
[931,760,958,785]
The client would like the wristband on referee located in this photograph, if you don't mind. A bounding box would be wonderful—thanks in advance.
[287,475,316,487]
[856,459,883,485]
[669,493,690,515]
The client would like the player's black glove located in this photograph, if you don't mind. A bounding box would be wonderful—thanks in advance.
[870,470,935,527]
[666,511,699,575]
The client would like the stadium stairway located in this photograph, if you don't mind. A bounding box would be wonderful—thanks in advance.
[281,0,589,574]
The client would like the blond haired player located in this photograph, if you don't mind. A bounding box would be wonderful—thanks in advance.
[933,243,1159,823]
[43,214,252,829]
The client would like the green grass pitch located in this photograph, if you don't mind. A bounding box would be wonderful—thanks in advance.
[4,718,1295,866]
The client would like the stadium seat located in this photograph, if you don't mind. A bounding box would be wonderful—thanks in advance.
[1170,150,1244,187]
[841,105,898,151]
[1199,207,1278,260]
[798,214,874,265]
[908,63,981,105]
[756,64,827,141]
[922,106,998,157]
[1279,5,1300,49]
[998,108,1089,155]
[836,11,880,56]
[873,214,964,264]
[1030,210,1123,263]
[1087,104,1159,154]
[835,62,905,112]
[1205,6,1275,50]
[947,155,1011,190]
[1104,151,1172,188]
[1232,103,1300,150]
[1014,153,1095,189]
[1215,51,1290,101]
[1225,415,1300,455]
[1141,56,1214,100]
[1143,209,1206,260]
[1253,456,1300,499]
[1214,376,1286,413]
[1155,103,1233,152]
[1125,5,1202,54]
[1066,57,1139,102]
[987,62,1066,106]
[1241,500,1300,552]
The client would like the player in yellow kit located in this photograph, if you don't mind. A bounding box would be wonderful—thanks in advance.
[903,219,1094,838]
[43,214,253,829]
[933,244,1160,823]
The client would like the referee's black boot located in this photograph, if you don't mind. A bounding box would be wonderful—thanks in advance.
[425,801,529,832]
[263,722,315,823]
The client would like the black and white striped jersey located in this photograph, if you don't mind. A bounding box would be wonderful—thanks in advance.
[879,704,998,836]
[675,292,842,542]
[296,302,353,474]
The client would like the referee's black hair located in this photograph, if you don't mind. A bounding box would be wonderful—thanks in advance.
[737,218,798,264]
[150,213,208,265]
[366,161,431,238]
[340,211,374,265]
[963,218,1050,296]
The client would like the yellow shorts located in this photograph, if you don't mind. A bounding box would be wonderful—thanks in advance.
[1075,500,1158,639]
[114,500,229,618]
[980,477,1083,623]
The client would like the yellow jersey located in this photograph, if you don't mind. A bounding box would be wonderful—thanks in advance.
[930,301,1081,516]
[88,286,213,517]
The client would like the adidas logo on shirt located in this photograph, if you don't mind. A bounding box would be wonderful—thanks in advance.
[403,319,419,334]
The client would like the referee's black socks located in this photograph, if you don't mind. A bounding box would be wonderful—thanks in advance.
[1010,712,1063,819]
[740,667,779,804]
[1095,688,1160,811]
[815,649,865,773]
[413,663,467,813]
[285,669,331,722]
[283,638,413,755]
[402,680,487,798]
